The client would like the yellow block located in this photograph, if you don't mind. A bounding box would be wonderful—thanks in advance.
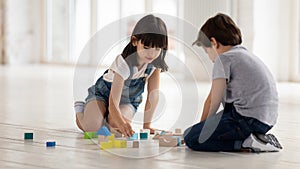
[114,140,127,148]
[107,134,115,141]
[100,141,113,150]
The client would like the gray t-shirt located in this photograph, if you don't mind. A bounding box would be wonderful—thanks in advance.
[213,45,278,126]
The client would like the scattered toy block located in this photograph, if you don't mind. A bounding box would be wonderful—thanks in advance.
[132,141,139,148]
[175,128,181,134]
[24,133,33,140]
[129,133,139,140]
[127,141,133,147]
[84,132,97,139]
[114,140,127,148]
[46,141,56,147]
[97,126,111,136]
[159,135,178,147]
[107,134,115,141]
[160,130,167,135]
[172,136,182,146]
[141,129,150,135]
[100,141,113,150]
[140,132,148,140]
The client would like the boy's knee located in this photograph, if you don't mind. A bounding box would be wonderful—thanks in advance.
[183,129,193,147]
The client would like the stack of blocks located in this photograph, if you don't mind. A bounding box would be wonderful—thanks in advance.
[83,127,183,149]
[154,128,184,147]
[90,126,127,150]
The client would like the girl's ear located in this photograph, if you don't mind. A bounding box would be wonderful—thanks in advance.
[131,36,138,46]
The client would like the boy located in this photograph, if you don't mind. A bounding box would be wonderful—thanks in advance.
[184,13,282,152]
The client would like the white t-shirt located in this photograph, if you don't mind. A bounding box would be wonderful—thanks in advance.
[103,55,156,82]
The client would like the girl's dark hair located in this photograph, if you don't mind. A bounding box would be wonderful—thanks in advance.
[121,14,168,72]
[193,13,242,47]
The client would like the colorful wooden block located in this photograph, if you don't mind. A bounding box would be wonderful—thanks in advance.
[107,134,115,141]
[175,128,182,134]
[24,133,33,140]
[46,141,56,147]
[140,132,148,140]
[159,135,178,147]
[129,133,139,140]
[132,141,139,148]
[100,141,113,150]
[172,136,182,146]
[84,132,98,139]
[114,140,127,148]
[97,126,111,136]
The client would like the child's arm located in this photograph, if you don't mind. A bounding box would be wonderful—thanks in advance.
[108,73,134,137]
[201,78,226,121]
[143,69,160,133]
[200,89,212,121]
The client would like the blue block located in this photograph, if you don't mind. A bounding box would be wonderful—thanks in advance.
[172,136,182,146]
[129,133,139,140]
[160,130,166,136]
[46,141,56,147]
[97,126,111,136]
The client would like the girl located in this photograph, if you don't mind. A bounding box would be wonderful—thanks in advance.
[184,13,282,152]
[74,14,168,137]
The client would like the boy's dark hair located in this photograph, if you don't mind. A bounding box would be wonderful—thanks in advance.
[193,13,242,47]
[122,14,168,72]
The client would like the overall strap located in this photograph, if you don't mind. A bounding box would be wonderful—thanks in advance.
[144,64,154,75]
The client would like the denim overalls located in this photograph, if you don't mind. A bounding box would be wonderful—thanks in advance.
[85,64,154,112]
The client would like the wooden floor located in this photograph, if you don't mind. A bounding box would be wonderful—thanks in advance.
[0,64,300,169]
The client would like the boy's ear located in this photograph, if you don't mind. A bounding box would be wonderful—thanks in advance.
[131,36,138,46]
[210,37,219,48]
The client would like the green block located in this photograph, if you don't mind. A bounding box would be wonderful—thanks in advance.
[24,133,33,140]
[140,132,148,139]
[84,132,97,139]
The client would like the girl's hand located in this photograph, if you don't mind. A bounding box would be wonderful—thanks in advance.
[115,118,135,137]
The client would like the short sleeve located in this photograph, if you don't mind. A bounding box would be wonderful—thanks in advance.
[212,55,230,81]
[109,55,130,80]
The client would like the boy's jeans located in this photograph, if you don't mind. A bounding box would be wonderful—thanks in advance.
[184,103,272,151]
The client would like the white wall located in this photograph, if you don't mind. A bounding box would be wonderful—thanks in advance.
[183,0,239,81]
[253,0,299,81]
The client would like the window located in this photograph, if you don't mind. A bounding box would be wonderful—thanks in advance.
[45,0,69,63]
[45,0,183,66]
